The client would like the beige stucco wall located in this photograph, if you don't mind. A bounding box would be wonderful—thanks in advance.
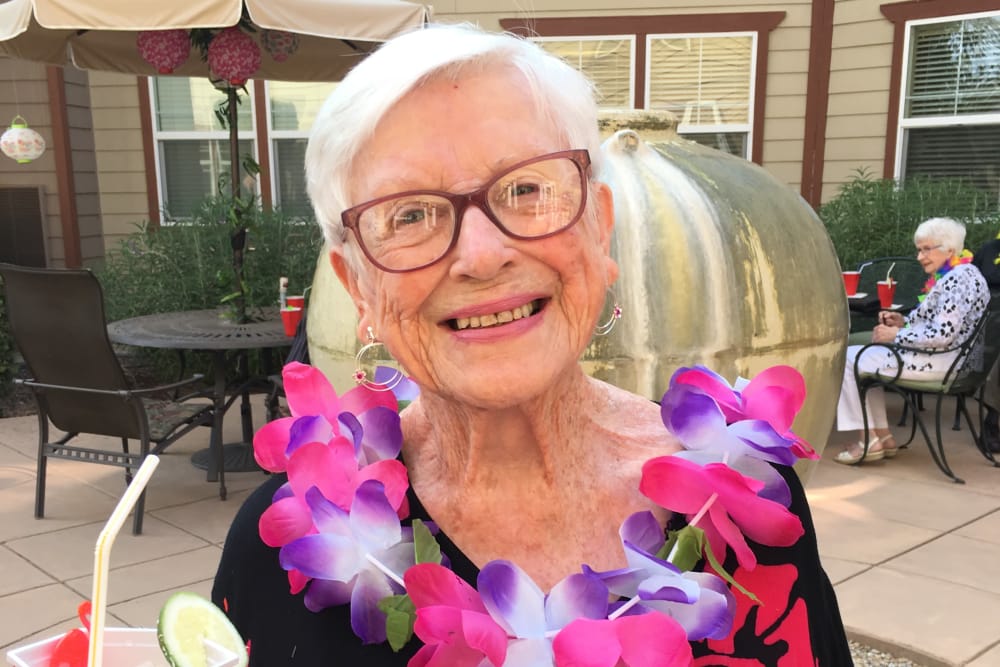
[0,59,60,265]
[432,1,814,194]
[89,71,149,253]
[823,0,895,202]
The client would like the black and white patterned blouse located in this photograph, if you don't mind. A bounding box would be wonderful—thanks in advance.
[892,263,989,373]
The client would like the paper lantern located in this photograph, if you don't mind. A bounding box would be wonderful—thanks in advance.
[262,30,299,62]
[136,29,190,74]
[208,28,261,86]
[1,116,45,164]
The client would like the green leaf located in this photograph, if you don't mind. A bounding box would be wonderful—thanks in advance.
[702,540,759,603]
[658,525,706,572]
[377,595,416,652]
[413,519,443,565]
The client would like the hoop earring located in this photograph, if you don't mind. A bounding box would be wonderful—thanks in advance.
[354,327,404,392]
[594,288,622,336]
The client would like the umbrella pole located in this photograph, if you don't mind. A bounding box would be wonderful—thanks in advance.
[227,86,247,322]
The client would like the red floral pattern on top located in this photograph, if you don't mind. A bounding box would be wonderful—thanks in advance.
[693,563,817,667]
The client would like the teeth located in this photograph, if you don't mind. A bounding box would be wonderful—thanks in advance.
[453,302,536,330]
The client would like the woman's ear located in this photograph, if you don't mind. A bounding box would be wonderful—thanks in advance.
[593,182,619,283]
[593,181,615,253]
[329,249,372,339]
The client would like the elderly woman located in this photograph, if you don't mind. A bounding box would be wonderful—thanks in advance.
[213,24,850,665]
[835,217,989,464]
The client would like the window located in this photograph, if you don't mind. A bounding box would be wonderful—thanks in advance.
[150,77,257,220]
[267,81,336,218]
[896,12,1000,200]
[532,37,635,108]
[647,33,754,157]
[502,14,782,163]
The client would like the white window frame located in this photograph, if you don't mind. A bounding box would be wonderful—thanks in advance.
[893,10,1000,181]
[645,31,757,159]
[148,78,260,221]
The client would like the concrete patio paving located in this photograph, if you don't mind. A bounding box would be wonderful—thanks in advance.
[1,393,999,665]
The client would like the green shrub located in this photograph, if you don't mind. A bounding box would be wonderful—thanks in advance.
[96,196,324,378]
[0,288,13,401]
[820,169,1000,270]
[98,197,322,322]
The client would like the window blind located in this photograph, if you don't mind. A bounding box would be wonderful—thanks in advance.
[536,38,633,107]
[647,35,752,125]
[905,16,1000,118]
[902,124,1000,197]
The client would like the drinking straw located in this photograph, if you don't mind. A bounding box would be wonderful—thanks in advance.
[279,276,288,310]
[886,262,896,284]
[87,455,161,667]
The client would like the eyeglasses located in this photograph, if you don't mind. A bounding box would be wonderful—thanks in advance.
[916,244,945,256]
[340,149,591,273]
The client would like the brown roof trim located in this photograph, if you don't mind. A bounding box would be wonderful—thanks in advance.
[136,77,160,227]
[252,81,272,212]
[500,12,785,165]
[46,65,81,268]
[800,0,835,208]
[879,0,1000,178]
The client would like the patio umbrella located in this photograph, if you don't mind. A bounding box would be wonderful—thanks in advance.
[0,0,430,318]
[0,0,429,81]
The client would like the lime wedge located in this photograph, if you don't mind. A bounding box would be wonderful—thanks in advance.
[157,591,248,667]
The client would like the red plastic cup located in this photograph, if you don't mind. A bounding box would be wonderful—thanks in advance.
[286,295,305,309]
[877,280,896,309]
[281,307,303,337]
[842,271,860,296]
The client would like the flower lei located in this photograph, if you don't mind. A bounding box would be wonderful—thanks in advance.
[921,248,973,299]
[253,362,819,667]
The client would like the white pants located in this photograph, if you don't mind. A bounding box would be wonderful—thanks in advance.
[836,345,949,432]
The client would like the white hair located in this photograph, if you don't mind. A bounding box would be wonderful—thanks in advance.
[304,22,602,270]
[914,217,967,254]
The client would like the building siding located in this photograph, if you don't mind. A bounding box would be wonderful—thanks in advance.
[823,1,895,202]
[0,59,60,266]
[89,71,148,252]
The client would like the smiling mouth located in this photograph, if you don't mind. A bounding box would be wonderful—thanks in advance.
[449,299,545,330]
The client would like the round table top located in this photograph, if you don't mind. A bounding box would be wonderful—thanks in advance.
[107,308,291,351]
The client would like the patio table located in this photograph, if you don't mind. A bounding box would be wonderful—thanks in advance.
[107,307,290,500]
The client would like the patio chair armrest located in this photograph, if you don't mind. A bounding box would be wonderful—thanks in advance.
[854,342,905,384]
[16,373,206,399]
[127,374,207,396]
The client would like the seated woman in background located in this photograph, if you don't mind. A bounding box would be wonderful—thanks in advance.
[835,217,989,464]
[213,23,852,666]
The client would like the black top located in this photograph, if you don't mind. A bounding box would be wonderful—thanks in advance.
[973,238,1000,290]
[213,465,851,666]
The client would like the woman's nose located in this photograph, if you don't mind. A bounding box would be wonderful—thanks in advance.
[448,204,515,278]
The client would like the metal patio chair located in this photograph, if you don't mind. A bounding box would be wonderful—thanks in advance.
[852,293,1000,483]
[0,263,213,533]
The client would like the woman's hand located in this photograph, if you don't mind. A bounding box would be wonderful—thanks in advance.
[878,310,905,328]
[872,324,900,344]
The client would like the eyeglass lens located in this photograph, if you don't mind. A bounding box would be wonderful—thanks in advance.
[352,153,586,272]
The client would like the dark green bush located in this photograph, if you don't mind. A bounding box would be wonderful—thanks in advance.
[96,196,324,378]
[820,169,1000,270]
[98,197,323,322]
[0,289,13,401]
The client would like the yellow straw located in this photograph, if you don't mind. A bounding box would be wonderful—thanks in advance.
[87,455,160,667]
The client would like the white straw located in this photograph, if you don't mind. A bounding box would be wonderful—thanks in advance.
[88,455,161,667]
[886,262,896,284]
